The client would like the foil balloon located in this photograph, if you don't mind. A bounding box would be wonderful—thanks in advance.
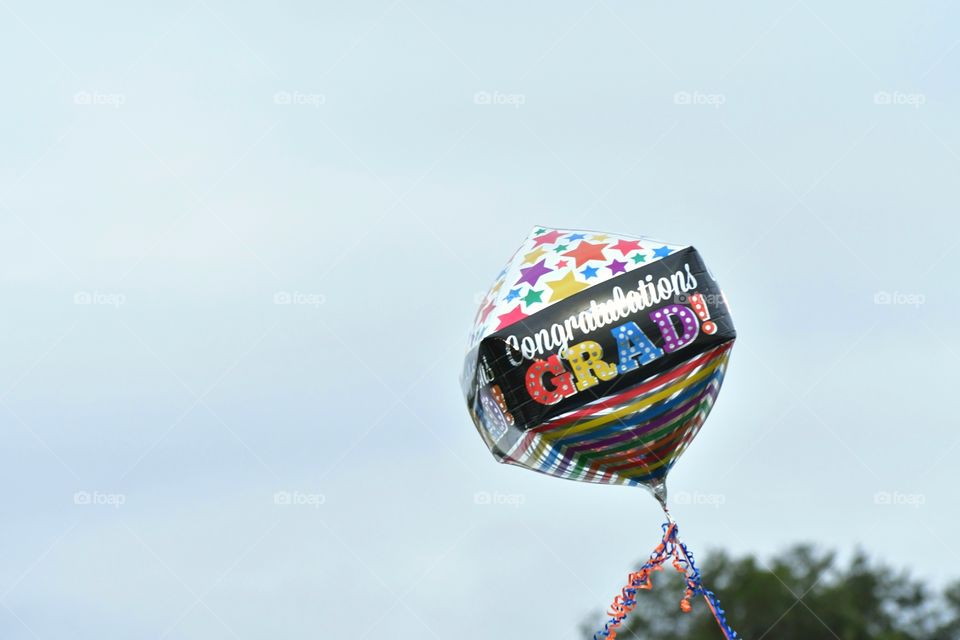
[461,226,739,639]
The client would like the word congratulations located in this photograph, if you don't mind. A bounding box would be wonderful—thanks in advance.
[505,264,701,361]
[525,292,716,405]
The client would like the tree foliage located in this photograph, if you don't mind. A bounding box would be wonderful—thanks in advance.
[583,545,960,639]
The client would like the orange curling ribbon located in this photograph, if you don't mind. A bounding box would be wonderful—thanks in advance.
[594,522,739,640]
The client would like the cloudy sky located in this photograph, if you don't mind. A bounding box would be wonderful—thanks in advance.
[1,1,958,638]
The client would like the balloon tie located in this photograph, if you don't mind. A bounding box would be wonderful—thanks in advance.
[593,522,739,640]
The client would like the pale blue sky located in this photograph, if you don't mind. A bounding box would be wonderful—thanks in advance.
[1,2,958,638]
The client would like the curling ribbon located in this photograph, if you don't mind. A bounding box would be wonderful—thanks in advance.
[593,522,739,640]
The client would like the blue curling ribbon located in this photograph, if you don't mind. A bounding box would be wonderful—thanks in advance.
[674,535,738,639]
[593,522,739,640]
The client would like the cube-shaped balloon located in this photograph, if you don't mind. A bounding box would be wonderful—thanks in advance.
[462,226,736,496]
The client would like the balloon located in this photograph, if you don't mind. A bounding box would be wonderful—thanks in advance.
[461,226,740,639]
[462,226,736,504]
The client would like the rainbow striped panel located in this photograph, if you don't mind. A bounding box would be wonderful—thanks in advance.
[503,343,732,487]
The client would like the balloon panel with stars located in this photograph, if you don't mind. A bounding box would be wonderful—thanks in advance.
[468,226,687,349]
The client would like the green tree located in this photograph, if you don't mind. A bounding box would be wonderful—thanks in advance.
[583,546,959,639]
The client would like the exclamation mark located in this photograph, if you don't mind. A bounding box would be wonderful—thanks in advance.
[688,292,717,335]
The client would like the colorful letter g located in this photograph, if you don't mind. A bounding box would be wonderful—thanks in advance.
[526,355,576,405]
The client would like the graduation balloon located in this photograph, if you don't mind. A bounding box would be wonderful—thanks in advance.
[462,225,735,501]
[461,226,740,638]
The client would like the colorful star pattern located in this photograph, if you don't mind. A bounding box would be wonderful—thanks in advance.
[477,299,496,325]
[468,226,686,346]
[515,259,552,287]
[495,304,529,330]
[522,288,543,306]
[522,246,548,265]
[562,241,608,267]
[532,229,564,247]
[546,271,590,303]
[611,239,643,255]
